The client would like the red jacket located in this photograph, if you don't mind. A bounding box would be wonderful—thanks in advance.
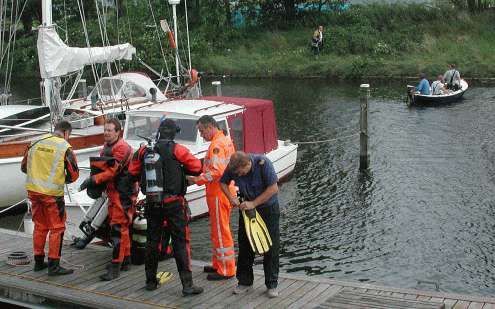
[93,137,133,187]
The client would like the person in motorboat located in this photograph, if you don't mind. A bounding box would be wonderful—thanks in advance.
[188,115,237,281]
[220,151,281,299]
[443,64,461,91]
[128,118,204,296]
[79,118,137,281]
[21,120,79,276]
[431,75,451,95]
[415,73,431,95]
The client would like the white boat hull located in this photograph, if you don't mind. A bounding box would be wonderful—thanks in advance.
[64,140,298,219]
[0,146,101,208]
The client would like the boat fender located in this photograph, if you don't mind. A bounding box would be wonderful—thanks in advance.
[167,31,176,49]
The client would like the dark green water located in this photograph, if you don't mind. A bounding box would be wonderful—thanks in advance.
[2,77,495,297]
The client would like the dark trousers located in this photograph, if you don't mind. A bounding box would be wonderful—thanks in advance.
[236,203,280,289]
[145,198,191,284]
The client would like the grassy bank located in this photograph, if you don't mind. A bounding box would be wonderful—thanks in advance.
[194,4,495,80]
[11,3,495,80]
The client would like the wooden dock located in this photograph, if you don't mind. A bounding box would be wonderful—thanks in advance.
[0,228,494,308]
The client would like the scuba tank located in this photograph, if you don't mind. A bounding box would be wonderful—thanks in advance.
[131,206,147,265]
[73,196,109,249]
[143,139,164,203]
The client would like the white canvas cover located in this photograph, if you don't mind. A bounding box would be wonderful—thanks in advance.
[37,26,136,79]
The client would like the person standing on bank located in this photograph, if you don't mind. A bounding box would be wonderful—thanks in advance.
[79,118,136,281]
[188,115,236,281]
[128,118,204,295]
[21,120,79,276]
[220,151,280,298]
[311,25,324,55]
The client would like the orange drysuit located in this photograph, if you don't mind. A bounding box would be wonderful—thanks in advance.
[21,135,79,260]
[195,130,236,277]
[93,137,135,263]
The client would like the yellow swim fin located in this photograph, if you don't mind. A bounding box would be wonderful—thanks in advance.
[242,209,272,255]
[156,271,173,285]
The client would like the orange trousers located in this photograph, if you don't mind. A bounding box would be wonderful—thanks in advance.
[206,193,236,277]
[29,192,66,260]
[107,191,134,263]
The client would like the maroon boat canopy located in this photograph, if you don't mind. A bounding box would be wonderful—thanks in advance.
[202,96,278,154]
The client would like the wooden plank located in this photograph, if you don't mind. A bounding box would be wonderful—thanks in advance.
[284,283,331,308]
[251,279,305,308]
[467,302,484,309]
[443,299,458,309]
[482,304,495,309]
[274,281,320,308]
[200,275,266,308]
[454,301,471,309]
[301,285,343,308]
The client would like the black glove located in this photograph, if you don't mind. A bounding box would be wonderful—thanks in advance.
[79,177,93,191]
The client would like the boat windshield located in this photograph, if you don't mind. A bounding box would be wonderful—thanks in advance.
[126,115,197,144]
[89,78,124,101]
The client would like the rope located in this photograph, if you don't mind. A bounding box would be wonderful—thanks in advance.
[147,0,170,76]
[293,133,359,145]
[0,199,26,215]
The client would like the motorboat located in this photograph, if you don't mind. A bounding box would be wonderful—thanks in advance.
[66,96,298,218]
[407,79,468,106]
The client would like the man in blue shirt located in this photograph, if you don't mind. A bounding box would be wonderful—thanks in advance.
[416,73,431,95]
[220,151,280,298]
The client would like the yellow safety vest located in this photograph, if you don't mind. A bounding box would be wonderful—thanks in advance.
[25,134,71,196]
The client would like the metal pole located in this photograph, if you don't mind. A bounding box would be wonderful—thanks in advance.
[212,81,222,96]
[359,84,370,171]
[171,2,180,86]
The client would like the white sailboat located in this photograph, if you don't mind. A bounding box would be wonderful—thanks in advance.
[0,0,167,208]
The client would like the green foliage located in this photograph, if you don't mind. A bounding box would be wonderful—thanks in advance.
[7,1,495,80]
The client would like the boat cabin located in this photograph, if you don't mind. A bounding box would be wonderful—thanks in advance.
[124,96,279,156]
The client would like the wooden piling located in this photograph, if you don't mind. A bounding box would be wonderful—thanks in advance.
[359,84,370,171]
[212,81,222,96]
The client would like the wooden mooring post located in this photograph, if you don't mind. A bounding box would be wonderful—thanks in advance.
[359,84,370,170]
[212,81,222,96]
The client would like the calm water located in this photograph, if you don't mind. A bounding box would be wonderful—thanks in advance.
[2,78,495,297]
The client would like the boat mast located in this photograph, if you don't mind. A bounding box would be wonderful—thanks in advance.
[41,0,55,125]
[169,0,181,86]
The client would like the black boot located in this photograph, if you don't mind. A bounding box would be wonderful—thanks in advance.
[106,257,131,272]
[33,255,48,272]
[180,271,203,296]
[100,262,120,281]
[121,256,131,271]
[48,258,74,276]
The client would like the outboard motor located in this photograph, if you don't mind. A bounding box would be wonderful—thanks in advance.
[73,196,109,249]
[131,206,147,265]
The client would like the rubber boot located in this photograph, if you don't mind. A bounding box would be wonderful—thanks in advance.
[100,262,120,281]
[106,256,131,271]
[121,256,131,271]
[180,271,203,296]
[47,258,74,276]
[33,255,48,272]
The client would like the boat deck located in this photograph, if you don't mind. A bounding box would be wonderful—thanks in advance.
[0,228,494,308]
